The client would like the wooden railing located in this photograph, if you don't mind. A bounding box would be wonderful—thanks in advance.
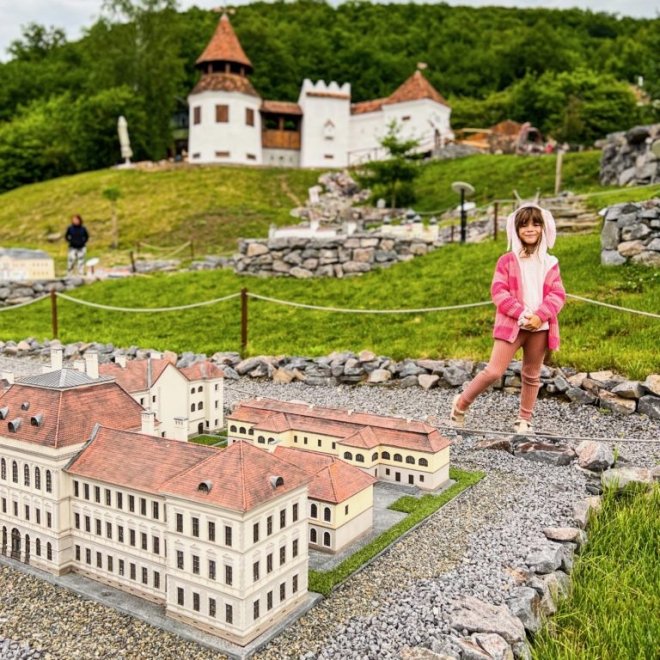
[262,130,301,150]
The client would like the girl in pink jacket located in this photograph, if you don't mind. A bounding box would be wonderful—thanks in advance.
[450,204,566,434]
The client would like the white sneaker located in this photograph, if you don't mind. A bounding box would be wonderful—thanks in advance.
[513,418,534,435]
[450,395,466,428]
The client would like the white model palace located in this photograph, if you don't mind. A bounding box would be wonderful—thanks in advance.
[187,14,453,168]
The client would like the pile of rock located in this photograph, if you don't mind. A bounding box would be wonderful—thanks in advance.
[599,124,660,186]
[234,233,435,278]
[3,340,658,420]
[0,277,86,307]
[600,199,660,267]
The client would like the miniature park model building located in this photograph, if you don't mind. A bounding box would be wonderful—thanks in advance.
[0,357,451,645]
[0,248,54,281]
[187,14,453,168]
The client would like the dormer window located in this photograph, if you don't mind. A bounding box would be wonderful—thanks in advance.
[8,418,22,432]
[21,402,30,411]
[198,480,213,493]
[0,407,8,420]
[270,475,284,488]
[30,414,44,427]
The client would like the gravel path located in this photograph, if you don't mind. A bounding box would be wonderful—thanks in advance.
[1,360,658,659]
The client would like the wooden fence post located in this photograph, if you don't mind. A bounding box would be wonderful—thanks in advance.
[493,201,499,241]
[240,288,248,358]
[50,290,59,339]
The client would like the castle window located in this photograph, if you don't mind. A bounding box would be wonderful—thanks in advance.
[393,454,403,463]
[193,107,201,125]
[324,154,335,160]
[323,531,331,547]
[323,507,331,522]
[419,458,429,467]
[406,456,415,465]
[215,151,230,158]
[323,119,335,140]
[381,451,390,460]
[246,108,255,126]
[343,452,352,461]
[215,104,229,123]
[310,503,317,518]
[247,154,257,161]
[355,454,365,463]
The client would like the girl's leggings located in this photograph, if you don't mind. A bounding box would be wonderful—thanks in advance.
[458,330,548,421]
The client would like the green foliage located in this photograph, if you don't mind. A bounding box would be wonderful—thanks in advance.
[309,468,484,596]
[533,486,660,659]
[356,121,421,208]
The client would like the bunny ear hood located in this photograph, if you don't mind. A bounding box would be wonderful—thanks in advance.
[506,204,557,259]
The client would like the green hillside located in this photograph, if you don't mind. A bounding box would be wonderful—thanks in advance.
[0,151,619,270]
[1,232,657,379]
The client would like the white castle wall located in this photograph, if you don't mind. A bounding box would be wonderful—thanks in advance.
[188,91,263,165]
[298,80,351,169]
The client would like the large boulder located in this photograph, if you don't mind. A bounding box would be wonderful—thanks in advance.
[601,466,654,492]
[575,441,615,471]
[450,596,526,646]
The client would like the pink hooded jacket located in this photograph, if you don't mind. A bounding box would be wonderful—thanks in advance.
[491,204,566,350]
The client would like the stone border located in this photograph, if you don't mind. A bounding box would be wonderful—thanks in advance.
[0,278,87,307]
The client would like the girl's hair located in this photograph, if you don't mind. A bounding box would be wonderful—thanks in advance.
[514,206,544,256]
[72,214,83,224]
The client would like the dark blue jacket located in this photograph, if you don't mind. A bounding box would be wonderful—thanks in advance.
[65,224,89,249]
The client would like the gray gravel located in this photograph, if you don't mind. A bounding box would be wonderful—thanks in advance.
[1,358,658,659]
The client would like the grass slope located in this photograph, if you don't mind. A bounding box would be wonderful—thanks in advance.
[1,232,658,379]
[0,164,319,260]
[533,486,660,660]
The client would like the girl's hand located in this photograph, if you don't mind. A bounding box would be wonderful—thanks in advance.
[523,314,542,331]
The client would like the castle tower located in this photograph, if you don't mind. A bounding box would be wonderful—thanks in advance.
[187,14,262,165]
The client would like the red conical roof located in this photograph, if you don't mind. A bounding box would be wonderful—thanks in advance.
[196,14,252,70]
[386,70,449,107]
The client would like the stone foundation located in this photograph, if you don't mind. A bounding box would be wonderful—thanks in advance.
[0,277,86,307]
[599,124,660,186]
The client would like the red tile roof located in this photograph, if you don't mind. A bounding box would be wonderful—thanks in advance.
[274,446,375,504]
[162,441,310,512]
[196,14,252,69]
[67,427,215,494]
[351,70,449,115]
[261,100,303,116]
[99,359,171,394]
[0,380,145,449]
[180,361,224,381]
[191,72,259,97]
[228,399,450,453]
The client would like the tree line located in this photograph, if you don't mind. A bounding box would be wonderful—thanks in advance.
[0,0,658,193]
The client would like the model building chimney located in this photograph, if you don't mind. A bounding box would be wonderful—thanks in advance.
[115,355,127,368]
[73,359,85,372]
[1,371,14,385]
[50,346,63,370]
[84,352,99,379]
[173,417,188,442]
[141,411,156,435]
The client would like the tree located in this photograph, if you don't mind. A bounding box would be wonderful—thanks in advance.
[7,23,67,61]
[356,121,422,209]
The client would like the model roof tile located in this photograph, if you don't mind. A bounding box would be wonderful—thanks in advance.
[0,378,145,449]
[274,446,376,503]
[179,361,224,381]
[191,72,259,97]
[196,14,252,69]
[17,369,113,389]
[228,399,450,453]
[261,100,303,116]
[162,440,310,512]
[98,359,171,394]
[67,426,215,494]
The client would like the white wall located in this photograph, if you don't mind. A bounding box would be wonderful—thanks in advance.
[188,91,262,165]
[298,80,351,169]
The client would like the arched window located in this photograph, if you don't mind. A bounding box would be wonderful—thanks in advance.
[46,542,52,561]
[372,453,378,461]
[310,503,318,518]
[197,386,203,393]
[190,387,195,394]
[239,427,246,434]
[45,470,52,493]
[198,401,204,410]
[355,454,365,463]
[381,451,390,460]
[310,528,317,543]
[258,436,265,444]
[323,532,331,547]
[190,403,195,412]
[35,538,41,556]
[12,461,18,483]
[343,452,352,460]
[24,464,30,487]
[1,458,6,480]
[393,454,403,463]
[268,437,275,444]
[419,458,429,467]
[34,467,41,490]
[248,428,254,436]
[405,456,415,465]
[323,507,331,522]
[230,425,237,432]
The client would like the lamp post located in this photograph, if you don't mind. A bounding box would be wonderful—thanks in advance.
[451,181,475,243]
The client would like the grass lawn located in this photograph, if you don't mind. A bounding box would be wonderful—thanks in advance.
[309,467,484,596]
[188,434,227,447]
[533,485,659,660]
[0,232,657,379]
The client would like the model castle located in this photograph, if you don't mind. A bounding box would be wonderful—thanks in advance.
[187,14,454,168]
[0,349,451,647]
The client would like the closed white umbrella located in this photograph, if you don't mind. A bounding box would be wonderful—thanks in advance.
[117,115,133,165]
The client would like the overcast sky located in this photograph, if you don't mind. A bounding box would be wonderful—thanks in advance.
[1,1,658,61]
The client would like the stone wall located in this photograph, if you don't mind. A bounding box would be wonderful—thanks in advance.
[600,199,660,267]
[0,277,86,307]
[599,124,660,186]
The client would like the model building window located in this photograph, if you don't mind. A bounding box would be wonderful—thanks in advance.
[154,571,160,589]
[246,108,255,126]
[355,454,365,463]
[106,522,112,539]
[253,522,259,543]
[345,505,349,515]
[95,486,100,503]
[393,454,403,463]
[0,458,6,480]
[209,559,216,580]
[216,104,229,123]
[177,587,184,606]
[105,489,111,506]
[176,513,183,533]
[95,519,101,535]
[382,451,391,460]
[323,119,335,140]
[118,526,124,543]
[75,544,80,561]
[267,553,273,573]
[419,458,429,467]
[193,106,201,125]
[11,461,17,482]
[279,546,286,565]
[140,498,147,516]
[253,600,260,620]
[34,467,41,489]
[310,528,317,543]
[406,456,415,465]
[372,452,378,461]
[343,452,352,460]
[119,559,125,576]
[45,470,52,493]
[293,574,299,593]
[225,564,233,585]
[292,503,299,522]
[224,525,233,547]
[280,509,286,529]
[279,582,286,602]
[209,598,216,618]
[142,567,148,584]
[128,495,135,512]
[152,502,159,519]
[192,517,200,537]
[85,548,91,564]
[253,560,260,582]
[292,539,299,558]
[116,492,123,509]
[192,555,200,574]
[85,516,91,532]
[107,555,113,572]
[323,507,331,522]
[225,604,233,624]
[310,503,318,518]
[153,536,160,555]
[208,521,216,542]
[130,563,137,580]
[230,425,237,432]
[266,516,273,536]
[74,513,80,529]
[267,591,273,611]
[177,550,184,569]
[323,532,331,547]
[129,529,136,546]
[141,532,147,550]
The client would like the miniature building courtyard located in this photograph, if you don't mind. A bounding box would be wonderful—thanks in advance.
[187,14,453,167]
[0,359,452,646]
[227,398,451,552]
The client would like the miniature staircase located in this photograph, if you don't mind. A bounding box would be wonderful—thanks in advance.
[541,196,601,234]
